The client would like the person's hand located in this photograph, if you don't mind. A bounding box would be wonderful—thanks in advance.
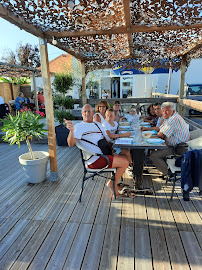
[64,119,75,131]
[124,131,132,137]
[141,126,147,131]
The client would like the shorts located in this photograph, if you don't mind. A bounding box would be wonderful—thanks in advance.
[88,155,114,169]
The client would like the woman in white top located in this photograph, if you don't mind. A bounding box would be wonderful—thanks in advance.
[93,100,110,124]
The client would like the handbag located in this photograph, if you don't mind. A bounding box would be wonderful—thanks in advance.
[80,122,113,155]
[94,122,113,155]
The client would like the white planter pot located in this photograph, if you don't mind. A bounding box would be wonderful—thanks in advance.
[19,151,49,184]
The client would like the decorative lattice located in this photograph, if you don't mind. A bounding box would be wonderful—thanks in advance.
[0,0,202,71]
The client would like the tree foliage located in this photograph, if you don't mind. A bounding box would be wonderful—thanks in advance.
[52,73,74,95]
[1,42,40,68]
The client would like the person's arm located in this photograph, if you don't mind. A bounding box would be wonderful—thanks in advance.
[141,126,160,132]
[157,131,165,139]
[93,114,101,123]
[64,119,77,147]
[105,130,132,139]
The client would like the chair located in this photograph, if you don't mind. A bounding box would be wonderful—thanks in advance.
[166,136,202,200]
[76,142,117,202]
[166,157,181,200]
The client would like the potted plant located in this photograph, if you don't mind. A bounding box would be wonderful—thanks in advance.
[1,110,49,184]
[52,73,75,146]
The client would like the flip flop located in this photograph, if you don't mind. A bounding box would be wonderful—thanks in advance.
[117,182,130,189]
[118,188,136,198]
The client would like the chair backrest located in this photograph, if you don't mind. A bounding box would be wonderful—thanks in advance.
[190,129,202,140]
[186,136,202,150]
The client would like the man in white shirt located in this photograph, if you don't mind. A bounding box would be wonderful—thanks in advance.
[65,104,130,198]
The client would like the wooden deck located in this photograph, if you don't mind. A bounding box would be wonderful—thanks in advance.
[0,143,201,270]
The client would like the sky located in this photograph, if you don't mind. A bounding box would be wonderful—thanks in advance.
[0,17,65,62]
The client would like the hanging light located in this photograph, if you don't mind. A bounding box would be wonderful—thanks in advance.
[52,36,57,45]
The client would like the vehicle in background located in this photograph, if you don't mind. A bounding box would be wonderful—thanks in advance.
[185,84,202,116]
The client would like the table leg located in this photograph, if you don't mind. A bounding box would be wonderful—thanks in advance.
[131,149,145,189]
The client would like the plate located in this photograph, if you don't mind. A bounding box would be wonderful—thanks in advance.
[146,138,165,144]
[140,122,150,126]
[142,131,155,135]
[119,122,130,126]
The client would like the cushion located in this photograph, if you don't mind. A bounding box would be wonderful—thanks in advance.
[186,136,202,150]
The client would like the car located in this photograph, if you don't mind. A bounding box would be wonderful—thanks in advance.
[185,84,202,116]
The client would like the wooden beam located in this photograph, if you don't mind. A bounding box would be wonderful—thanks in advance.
[178,55,186,116]
[0,5,84,61]
[32,71,39,111]
[38,38,58,180]
[182,40,202,56]
[81,61,87,106]
[47,23,202,38]
[178,98,202,113]
[122,0,132,56]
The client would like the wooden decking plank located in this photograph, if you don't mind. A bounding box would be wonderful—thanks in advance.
[161,179,193,231]
[62,223,92,269]
[45,222,80,270]
[164,229,190,270]
[107,198,123,226]
[27,221,67,270]
[150,176,178,231]
[0,220,40,270]
[180,231,202,270]
[117,225,134,270]
[135,228,153,270]
[174,185,202,233]
[9,221,54,270]
[69,176,98,223]
[81,224,106,270]
[99,225,120,270]
[149,228,171,270]
[94,183,112,226]
[81,176,106,224]
[0,219,30,260]
[134,195,148,228]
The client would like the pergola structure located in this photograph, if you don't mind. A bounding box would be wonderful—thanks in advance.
[0,0,202,179]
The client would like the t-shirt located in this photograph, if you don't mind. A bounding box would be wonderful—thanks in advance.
[160,112,190,146]
[102,120,118,141]
[74,121,107,165]
[38,94,45,104]
[125,113,140,122]
[93,112,105,124]
[15,96,25,110]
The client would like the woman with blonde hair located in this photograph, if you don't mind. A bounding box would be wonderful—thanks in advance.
[93,100,110,124]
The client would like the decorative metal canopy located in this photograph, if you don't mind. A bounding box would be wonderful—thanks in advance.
[0,0,202,72]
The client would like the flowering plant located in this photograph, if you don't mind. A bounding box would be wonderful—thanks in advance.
[1,111,47,160]
[36,110,45,117]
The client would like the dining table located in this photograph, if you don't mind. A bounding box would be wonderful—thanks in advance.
[113,121,168,193]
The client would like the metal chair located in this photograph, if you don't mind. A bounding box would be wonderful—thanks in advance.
[166,158,181,200]
[76,142,117,202]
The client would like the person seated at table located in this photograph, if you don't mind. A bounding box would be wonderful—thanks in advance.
[142,104,157,125]
[121,107,140,123]
[141,103,164,132]
[27,93,35,111]
[150,102,190,178]
[113,100,123,123]
[65,104,135,199]
[15,92,25,111]
[93,100,110,124]
[103,108,132,165]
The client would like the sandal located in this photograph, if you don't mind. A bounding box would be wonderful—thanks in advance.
[117,187,136,199]
[117,182,130,189]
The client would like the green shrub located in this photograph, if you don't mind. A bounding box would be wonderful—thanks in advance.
[54,110,75,125]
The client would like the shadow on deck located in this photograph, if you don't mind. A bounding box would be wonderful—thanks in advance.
[0,143,201,270]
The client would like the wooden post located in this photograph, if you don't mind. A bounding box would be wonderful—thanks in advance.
[81,61,87,106]
[178,56,186,116]
[38,38,58,180]
[32,71,39,111]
